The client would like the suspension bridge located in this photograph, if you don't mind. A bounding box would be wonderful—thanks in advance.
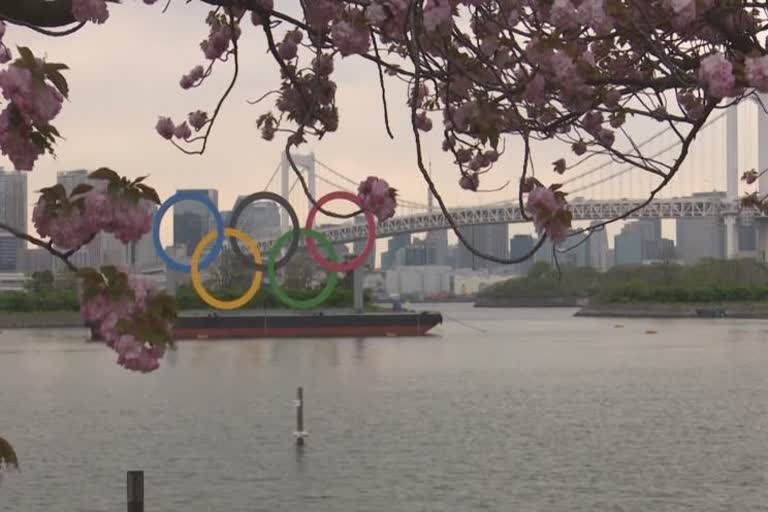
[137,99,768,280]
[249,100,767,259]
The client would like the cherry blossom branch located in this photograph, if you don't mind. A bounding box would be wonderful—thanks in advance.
[0,221,78,272]
[371,29,394,140]
[173,10,241,156]
[404,0,544,264]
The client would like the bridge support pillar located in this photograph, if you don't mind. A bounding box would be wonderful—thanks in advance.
[353,264,365,313]
[756,219,768,263]
[724,215,739,260]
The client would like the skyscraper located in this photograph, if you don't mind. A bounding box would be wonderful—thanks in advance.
[381,233,411,270]
[425,229,448,266]
[510,234,536,275]
[173,189,219,257]
[455,224,509,271]
[0,169,27,272]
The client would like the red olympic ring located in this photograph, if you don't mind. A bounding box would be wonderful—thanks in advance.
[305,191,376,272]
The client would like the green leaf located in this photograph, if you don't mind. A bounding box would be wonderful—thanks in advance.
[46,69,69,99]
[77,267,102,281]
[132,175,148,185]
[15,46,36,69]
[44,62,69,72]
[136,184,161,204]
[71,184,93,197]
[0,435,19,470]
[89,168,120,182]
[101,265,117,283]
[39,184,67,202]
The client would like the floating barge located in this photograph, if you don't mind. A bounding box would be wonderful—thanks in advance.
[91,311,443,340]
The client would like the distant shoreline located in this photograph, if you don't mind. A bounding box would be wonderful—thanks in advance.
[474,297,588,308]
[0,311,84,329]
[575,302,768,319]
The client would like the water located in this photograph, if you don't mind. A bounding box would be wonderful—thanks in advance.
[1,305,768,511]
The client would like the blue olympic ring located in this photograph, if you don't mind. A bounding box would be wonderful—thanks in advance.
[152,191,225,273]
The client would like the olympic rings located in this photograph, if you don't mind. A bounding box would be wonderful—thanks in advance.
[152,189,378,311]
[191,228,263,310]
[305,191,376,272]
[268,228,338,310]
[228,191,300,271]
[153,191,225,273]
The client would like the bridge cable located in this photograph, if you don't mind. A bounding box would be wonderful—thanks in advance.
[561,109,730,186]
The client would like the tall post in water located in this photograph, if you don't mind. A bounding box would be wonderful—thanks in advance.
[725,105,740,259]
[127,471,144,512]
[295,387,305,446]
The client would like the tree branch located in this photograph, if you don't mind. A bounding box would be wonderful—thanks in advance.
[0,221,78,272]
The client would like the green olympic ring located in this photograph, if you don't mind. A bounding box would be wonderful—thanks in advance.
[267,228,338,310]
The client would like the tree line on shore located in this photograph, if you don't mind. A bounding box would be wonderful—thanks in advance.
[479,259,768,304]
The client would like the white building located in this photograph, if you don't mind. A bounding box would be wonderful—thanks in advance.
[385,266,452,299]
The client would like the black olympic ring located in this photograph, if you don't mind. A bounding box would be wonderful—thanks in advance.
[227,191,301,272]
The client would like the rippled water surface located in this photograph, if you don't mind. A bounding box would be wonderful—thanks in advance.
[2,305,768,511]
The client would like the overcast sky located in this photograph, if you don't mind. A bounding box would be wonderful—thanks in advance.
[6,1,744,249]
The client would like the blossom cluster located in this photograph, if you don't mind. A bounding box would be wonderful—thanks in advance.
[523,179,572,243]
[32,168,158,250]
[0,21,9,64]
[80,266,176,373]
[358,177,398,222]
[0,50,67,170]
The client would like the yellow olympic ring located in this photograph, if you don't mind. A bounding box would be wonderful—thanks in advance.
[190,227,263,310]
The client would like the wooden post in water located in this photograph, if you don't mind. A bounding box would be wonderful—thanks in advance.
[296,386,305,446]
[127,470,144,512]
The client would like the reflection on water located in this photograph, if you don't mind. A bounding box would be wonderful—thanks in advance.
[1,305,768,511]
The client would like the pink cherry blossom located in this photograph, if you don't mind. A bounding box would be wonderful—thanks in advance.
[667,0,696,27]
[526,186,571,243]
[358,176,397,222]
[313,55,334,76]
[699,53,736,98]
[0,65,63,126]
[550,0,578,30]
[415,111,433,132]
[0,108,44,171]
[746,56,768,93]
[278,40,298,60]
[188,110,208,131]
[156,117,175,139]
[331,20,370,57]
[180,65,205,89]
[577,0,612,34]
[459,174,480,191]
[743,170,759,185]
[423,0,453,33]
[71,0,109,24]
[173,122,192,140]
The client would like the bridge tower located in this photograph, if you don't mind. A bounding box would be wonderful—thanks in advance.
[724,105,740,259]
[755,95,768,262]
[280,151,316,231]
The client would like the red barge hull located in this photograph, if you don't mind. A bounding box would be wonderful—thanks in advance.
[172,311,442,339]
